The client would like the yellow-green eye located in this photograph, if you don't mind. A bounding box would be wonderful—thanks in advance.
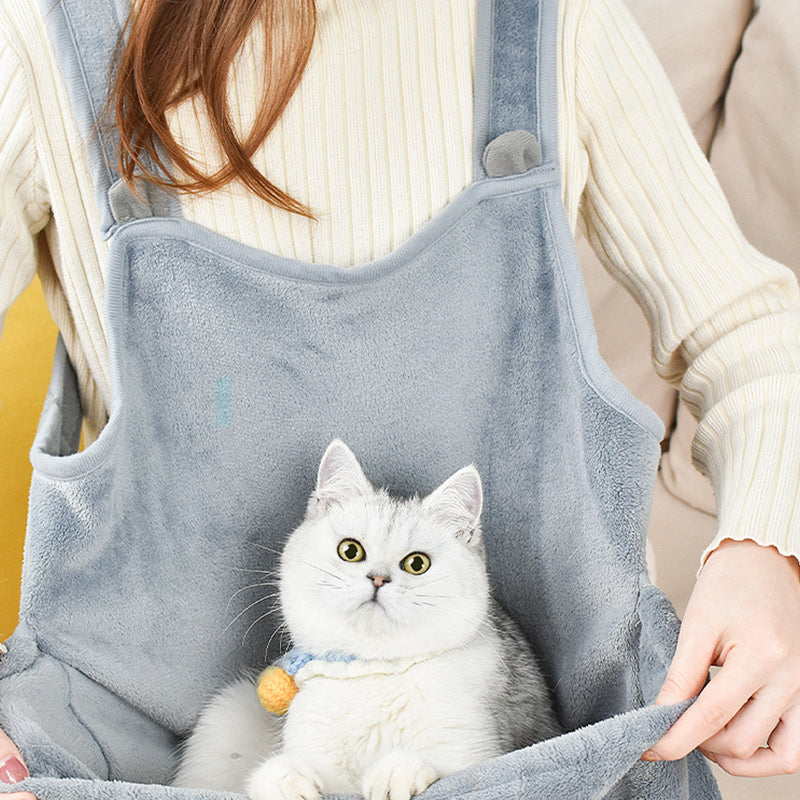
[337,539,366,562]
[401,552,431,575]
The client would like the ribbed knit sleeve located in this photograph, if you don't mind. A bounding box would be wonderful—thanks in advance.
[569,0,800,562]
[0,3,111,439]
[0,23,49,342]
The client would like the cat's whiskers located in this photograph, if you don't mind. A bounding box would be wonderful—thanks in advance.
[278,623,289,655]
[248,541,287,558]
[241,602,284,646]
[411,575,448,588]
[231,566,280,580]
[226,581,279,607]
[412,592,453,601]
[263,619,290,662]
[314,580,343,591]
[225,592,282,630]
[299,559,346,584]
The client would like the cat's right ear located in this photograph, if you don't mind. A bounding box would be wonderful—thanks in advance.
[423,464,484,545]
[308,439,372,516]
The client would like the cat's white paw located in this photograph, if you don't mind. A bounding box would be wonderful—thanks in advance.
[246,753,323,800]
[362,751,439,800]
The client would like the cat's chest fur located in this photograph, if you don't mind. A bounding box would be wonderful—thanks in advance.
[283,642,503,793]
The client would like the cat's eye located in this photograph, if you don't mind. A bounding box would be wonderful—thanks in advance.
[401,552,431,575]
[337,539,366,562]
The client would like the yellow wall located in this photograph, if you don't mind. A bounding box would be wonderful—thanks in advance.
[0,278,58,640]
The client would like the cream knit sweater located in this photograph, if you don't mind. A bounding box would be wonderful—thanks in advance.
[2,0,800,561]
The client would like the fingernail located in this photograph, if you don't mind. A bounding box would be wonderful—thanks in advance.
[0,755,29,783]
[641,750,662,762]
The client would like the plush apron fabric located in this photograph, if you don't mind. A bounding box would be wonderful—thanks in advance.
[0,0,722,797]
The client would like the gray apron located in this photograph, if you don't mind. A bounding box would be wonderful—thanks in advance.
[0,0,721,797]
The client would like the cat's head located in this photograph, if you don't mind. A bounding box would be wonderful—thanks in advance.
[279,440,490,661]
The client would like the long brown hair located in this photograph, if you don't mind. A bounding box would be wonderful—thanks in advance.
[113,0,317,218]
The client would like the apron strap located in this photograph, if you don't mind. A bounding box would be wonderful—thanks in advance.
[37,0,182,235]
[42,0,556,225]
[474,0,558,181]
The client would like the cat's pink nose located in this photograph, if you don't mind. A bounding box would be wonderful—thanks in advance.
[368,574,391,588]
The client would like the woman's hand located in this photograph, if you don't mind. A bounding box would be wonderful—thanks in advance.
[644,538,800,776]
[0,728,35,800]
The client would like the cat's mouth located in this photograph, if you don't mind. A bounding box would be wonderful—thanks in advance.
[362,592,387,612]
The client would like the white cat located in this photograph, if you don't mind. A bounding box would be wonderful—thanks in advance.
[174,440,561,800]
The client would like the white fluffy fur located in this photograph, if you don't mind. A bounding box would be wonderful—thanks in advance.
[173,677,282,792]
[176,441,553,800]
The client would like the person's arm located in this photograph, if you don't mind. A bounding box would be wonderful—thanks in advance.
[0,15,51,358]
[651,538,800,775]
[569,0,800,774]
[0,17,51,799]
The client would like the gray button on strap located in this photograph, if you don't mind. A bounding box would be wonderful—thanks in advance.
[482,130,542,178]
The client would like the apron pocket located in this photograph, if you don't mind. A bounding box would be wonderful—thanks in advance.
[0,634,178,786]
[30,337,122,481]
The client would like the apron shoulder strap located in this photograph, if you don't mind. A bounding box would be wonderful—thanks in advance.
[474,0,559,181]
[42,0,557,226]
[38,0,182,235]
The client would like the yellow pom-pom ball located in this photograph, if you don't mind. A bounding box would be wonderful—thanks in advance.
[257,666,299,715]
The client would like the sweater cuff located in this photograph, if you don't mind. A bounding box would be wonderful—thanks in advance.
[693,375,800,567]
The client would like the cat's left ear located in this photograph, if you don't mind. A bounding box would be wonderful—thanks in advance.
[423,465,483,544]
[309,439,373,516]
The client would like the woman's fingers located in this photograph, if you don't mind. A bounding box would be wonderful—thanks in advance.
[708,703,800,777]
[644,540,800,775]
[653,626,714,709]
[649,651,760,761]
[700,684,793,762]
[0,728,35,800]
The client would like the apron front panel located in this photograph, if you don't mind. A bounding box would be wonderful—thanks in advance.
[17,186,659,739]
